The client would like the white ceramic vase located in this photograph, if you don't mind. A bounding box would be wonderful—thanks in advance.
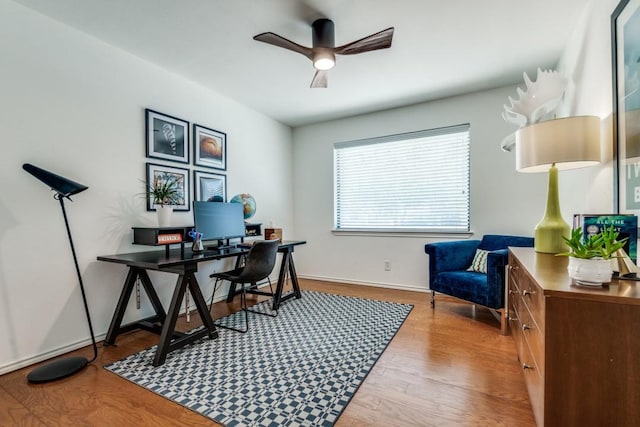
[567,257,613,287]
[156,204,173,227]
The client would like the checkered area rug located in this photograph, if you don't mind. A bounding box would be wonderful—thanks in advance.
[105,290,413,427]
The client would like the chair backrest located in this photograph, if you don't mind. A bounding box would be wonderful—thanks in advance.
[235,240,280,283]
[479,235,534,251]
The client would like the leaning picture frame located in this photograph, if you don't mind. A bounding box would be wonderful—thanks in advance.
[613,0,640,214]
[193,123,226,170]
[146,162,190,211]
[194,170,227,202]
[146,109,189,164]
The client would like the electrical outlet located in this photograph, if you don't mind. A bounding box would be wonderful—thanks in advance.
[384,259,391,271]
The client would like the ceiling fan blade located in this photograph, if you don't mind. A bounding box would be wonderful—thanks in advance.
[310,70,328,88]
[253,32,313,59]
[334,27,394,55]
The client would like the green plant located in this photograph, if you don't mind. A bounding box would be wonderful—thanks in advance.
[557,226,629,260]
[144,176,179,206]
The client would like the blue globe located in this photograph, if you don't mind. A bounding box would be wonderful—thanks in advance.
[230,193,256,220]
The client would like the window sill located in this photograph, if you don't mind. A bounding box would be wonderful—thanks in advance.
[331,229,474,238]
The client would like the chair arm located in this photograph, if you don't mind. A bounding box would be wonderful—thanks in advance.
[487,249,509,269]
[486,249,509,304]
[424,240,481,276]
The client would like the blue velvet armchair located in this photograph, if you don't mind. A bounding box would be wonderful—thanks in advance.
[424,235,534,334]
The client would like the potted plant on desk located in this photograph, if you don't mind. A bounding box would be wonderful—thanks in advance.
[145,176,179,227]
[557,226,628,287]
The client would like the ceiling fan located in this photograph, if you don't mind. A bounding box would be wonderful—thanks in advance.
[253,19,394,88]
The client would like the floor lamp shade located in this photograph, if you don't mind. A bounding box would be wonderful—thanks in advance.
[22,163,88,197]
[515,116,601,253]
[22,163,97,383]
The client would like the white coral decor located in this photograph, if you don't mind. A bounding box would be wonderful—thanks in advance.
[502,68,568,127]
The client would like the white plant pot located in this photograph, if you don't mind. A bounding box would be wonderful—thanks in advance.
[156,204,173,227]
[567,257,613,287]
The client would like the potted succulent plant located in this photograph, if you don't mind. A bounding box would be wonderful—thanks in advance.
[556,226,628,286]
[145,176,180,227]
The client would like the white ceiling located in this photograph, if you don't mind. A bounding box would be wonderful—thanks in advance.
[12,0,589,127]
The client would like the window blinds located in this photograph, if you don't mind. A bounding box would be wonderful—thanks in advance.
[334,124,470,232]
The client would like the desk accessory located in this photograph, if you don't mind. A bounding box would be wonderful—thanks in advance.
[22,163,98,383]
[132,226,191,256]
[189,229,204,252]
[265,227,282,241]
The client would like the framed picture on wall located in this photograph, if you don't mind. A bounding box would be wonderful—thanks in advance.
[194,170,227,202]
[193,124,226,170]
[146,109,189,164]
[612,0,640,214]
[146,163,190,211]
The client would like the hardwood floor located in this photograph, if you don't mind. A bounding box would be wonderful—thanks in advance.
[0,279,535,426]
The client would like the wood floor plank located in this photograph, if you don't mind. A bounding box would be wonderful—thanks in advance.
[0,279,535,426]
[0,387,45,427]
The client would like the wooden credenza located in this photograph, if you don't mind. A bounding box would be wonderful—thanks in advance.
[508,247,640,427]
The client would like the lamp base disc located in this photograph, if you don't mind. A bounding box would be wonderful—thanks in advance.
[27,356,88,384]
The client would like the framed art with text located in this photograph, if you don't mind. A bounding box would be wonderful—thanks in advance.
[146,109,189,164]
[194,170,227,202]
[146,163,190,211]
[613,0,640,214]
[193,123,226,170]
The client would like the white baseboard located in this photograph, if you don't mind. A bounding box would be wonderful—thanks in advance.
[0,332,108,376]
[297,274,429,293]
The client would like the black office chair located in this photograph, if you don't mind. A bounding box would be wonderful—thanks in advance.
[209,240,279,333]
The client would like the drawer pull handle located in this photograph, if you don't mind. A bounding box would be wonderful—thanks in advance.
[522,290,532,297]
[522,324,531,331]
[522,363,534,370]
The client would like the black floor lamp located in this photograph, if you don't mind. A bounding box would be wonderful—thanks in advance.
[22,163,98,384]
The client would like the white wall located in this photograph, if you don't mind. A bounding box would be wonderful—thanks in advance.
[292,86,550,291]
[291,0,622,292]
[0,0,621,374]
[558,0,620,213]
[0,0,293,373]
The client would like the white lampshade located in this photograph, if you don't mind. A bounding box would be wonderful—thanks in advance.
[516,116,601,173]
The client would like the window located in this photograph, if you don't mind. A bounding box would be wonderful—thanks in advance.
[334,124,470,233]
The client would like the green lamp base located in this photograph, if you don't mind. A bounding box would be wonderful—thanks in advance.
[534,164,570,254]
[534,218,570,254]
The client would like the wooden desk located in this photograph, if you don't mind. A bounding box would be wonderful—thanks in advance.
[97,240,305,366]
[508,247,640,426]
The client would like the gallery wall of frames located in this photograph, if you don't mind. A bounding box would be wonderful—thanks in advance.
[144,108,228,212]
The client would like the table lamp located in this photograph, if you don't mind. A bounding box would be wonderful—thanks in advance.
[515,116,601,253]
[22,163,98,383]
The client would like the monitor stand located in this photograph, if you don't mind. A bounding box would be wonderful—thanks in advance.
[207,239,236,252]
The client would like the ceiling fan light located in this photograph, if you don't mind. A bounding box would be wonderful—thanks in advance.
[313,51,335,70]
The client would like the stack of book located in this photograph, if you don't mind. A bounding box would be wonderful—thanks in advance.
[573,214,638,263]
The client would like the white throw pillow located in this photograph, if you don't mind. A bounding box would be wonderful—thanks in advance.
[467,249,490,273]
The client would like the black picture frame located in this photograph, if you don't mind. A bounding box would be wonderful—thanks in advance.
[194,170,227,202]
[146,162,190,211]
[146,109,189,164]
[193,123,226,170]
[612,0,640,214]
